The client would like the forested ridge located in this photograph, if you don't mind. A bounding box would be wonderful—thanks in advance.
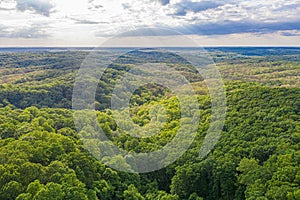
[0,48,299,199]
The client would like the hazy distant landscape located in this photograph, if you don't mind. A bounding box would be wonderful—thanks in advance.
[0,47,299,200]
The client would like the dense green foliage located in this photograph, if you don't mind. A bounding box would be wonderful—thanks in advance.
[0,48,299,199]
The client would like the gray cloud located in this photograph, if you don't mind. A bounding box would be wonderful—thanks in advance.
[75,20,102,25]
[88,0,103,10]
[273,3,300,12]
[158,0,170,6]
[0,7,14,11]
[118,27,180,37]
[94,26,184,37]
[106,20,300,37]
[280,31,300,37]
[0,24,49,38]
[15,0,54,16]
[70,18,107,25]
[122,3,130,9]
[176,20,300,35]
[172,1,225,16]
[94,4,103,9]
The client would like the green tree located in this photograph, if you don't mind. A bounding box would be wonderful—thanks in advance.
[124,184,145,200]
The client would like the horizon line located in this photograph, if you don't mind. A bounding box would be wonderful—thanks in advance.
[0,45,300,48]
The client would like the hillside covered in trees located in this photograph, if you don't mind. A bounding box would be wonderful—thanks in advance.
[0,47,299,200]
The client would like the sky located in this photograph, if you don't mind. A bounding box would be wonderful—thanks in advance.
[0,0,299,47]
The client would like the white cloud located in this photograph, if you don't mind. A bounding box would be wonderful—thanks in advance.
[0,0,299,46]
[16,0,54,16]
[0,23,49,38]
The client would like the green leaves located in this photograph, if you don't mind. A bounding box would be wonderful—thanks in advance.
[124,184,145,200]
[0,49,300,199]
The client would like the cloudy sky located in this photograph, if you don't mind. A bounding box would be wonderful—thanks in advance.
[0,0,299,46]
